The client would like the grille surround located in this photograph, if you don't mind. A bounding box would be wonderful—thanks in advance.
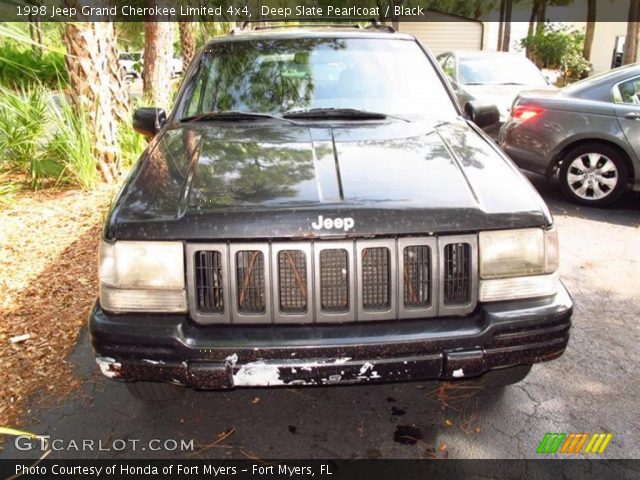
[187,235,477,324]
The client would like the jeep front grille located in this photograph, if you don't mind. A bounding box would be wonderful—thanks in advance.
[443,243,471,305]
[361,247,391,311]
[186,235,477,324]
[194,251,224,313]
[235,250,266,314]
[402,245,431,307]
[278,250,308,314]
[319,249,350,312]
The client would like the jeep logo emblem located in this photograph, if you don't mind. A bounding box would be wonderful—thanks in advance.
[311,215,355,232]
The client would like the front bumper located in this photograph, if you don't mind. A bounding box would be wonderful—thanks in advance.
[89,283,572,389]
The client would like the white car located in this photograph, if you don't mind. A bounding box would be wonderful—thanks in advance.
[119,52,183,79]
[118,52,143,79]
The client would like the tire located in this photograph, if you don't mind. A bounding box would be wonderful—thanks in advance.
[559,143,628,207]
[125,382,185,402]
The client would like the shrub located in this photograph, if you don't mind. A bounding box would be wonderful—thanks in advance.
[0,85,96,189]
[118,116,147,169]
[0,43,67,90]
[0,86,64,187]
[521,25,591,82]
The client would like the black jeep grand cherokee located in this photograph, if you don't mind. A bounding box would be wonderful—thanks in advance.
[90,26,572,401]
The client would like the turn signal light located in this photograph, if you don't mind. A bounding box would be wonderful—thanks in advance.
[511,106,544,122]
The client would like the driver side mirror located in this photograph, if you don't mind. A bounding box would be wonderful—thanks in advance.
[466,101,500,129]
[133,108,167,138]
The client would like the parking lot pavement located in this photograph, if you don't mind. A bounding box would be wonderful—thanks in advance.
[1,174,639,460]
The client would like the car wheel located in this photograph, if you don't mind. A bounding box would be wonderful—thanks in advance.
[559,144,628,206]
[125,382,185,402]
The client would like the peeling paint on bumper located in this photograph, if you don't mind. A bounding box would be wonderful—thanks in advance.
[89,284,573,389]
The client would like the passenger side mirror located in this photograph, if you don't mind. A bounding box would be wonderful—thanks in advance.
[133,108,167,138]
[466,101,500,129]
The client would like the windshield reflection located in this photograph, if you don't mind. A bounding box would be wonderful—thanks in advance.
[177,38,458,120]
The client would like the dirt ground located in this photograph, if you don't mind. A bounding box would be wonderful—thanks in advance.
[0,184,118,429]
[0,173,638,459]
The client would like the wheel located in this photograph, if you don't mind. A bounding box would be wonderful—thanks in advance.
[559,143,628,206]
[125,382,185,402]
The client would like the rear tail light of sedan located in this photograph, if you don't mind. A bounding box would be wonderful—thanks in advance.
[510,106,545,123]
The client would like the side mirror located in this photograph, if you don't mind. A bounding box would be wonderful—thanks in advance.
[133,108,167,138]
[466,101,500,129]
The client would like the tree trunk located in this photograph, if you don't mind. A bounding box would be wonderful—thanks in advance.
[63,21,126,183]
[526,0,539,58]
[502,0,513,51]
[143,7,175,110]
[28,12,43,56]
[536,0,547,35]
[583,0,597,61]
[497,0,506,50]
[623,0,640,65]
[178,22,196,71]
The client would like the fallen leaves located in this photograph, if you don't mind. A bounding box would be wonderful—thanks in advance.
[0,184,118,429]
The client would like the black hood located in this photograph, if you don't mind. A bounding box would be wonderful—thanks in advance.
[106,119,551,240]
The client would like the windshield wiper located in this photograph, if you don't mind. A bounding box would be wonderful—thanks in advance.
[283,107,408,122]
[180,110,296,124]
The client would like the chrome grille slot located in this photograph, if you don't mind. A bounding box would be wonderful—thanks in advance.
[195,251,224,313]
[188,235,477,324]
[361,247,391,310]
[443,243,471,305]
[236,250,266,314]
[319,249,350,312]
[277,250,307,313]
[403,246,431,307]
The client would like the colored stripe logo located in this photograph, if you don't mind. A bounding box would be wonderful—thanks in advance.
[537,433,612,454]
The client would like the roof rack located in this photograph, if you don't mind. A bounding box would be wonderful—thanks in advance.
[231,18,395,34]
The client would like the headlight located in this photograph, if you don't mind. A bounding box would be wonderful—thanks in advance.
[479,228,559,302]
[99,241,187,313]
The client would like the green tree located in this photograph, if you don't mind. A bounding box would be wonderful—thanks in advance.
[521,24,590,83]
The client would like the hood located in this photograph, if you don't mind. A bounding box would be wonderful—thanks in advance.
[108,119,551,240]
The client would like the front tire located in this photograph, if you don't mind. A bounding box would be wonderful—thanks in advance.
[125,382,185,402]
[559,143,628,207]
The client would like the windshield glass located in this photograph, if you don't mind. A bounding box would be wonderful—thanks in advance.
[177,37,457,120]
[119,52,141,61]
[458,55,547,86]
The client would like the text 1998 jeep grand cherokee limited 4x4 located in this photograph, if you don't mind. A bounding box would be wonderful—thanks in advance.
[90,25,572,401]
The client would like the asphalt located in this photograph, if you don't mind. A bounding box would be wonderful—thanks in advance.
[1,173,639,460]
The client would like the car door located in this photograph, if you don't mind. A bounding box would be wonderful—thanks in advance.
[612,75,640,162]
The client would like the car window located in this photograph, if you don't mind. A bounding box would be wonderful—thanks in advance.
[458,55,547,86]
[178,38,458,120]
[440,55,455,80]
[614,76,640,104]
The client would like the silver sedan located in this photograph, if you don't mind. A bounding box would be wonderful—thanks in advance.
[500,64,640,206]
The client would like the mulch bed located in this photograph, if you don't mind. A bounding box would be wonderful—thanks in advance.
[0,184,118,429]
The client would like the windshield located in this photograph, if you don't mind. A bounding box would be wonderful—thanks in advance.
[458,55,547,86]
[119,52,141,61]
[176,37,457,120]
